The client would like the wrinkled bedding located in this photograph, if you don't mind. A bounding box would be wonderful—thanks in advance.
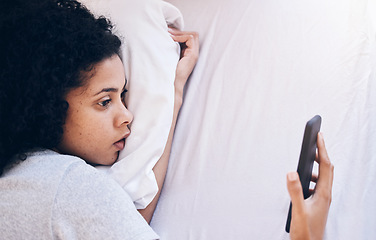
[150,0,376,239]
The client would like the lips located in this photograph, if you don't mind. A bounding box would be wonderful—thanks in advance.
[114,138,125,150]
[113,131,130,151]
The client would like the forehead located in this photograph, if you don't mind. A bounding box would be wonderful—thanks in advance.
[85,55,125,91]
[73,55,126,97]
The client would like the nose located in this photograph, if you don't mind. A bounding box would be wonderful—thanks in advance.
[116,103,133,128]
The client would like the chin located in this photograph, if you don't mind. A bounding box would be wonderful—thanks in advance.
[103,152,119,166]
[85,154,117,166]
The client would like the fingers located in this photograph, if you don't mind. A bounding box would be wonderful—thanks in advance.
[168,28,198,43]
[311,173,318,183]
[169,28,199,84]
[168,28,199,56]
[168,27,196,37]
[171,34,198,57]
[306,173,318,196]
[315,133,334,202]
[287,133,333,240]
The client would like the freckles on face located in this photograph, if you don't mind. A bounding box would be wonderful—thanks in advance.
[56,55,132,165]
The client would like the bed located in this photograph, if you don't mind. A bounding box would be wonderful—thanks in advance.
[149,0,376,239]
[82,0,376,239]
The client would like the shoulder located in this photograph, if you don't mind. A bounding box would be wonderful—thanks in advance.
[2,149,90,192]
[2,150,158,239]
[47,151,159,240]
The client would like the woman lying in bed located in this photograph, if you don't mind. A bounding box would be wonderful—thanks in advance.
[0,0,333,239]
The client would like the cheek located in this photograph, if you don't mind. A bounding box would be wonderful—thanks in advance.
[66,104,102,133]
[62,108,97,147]
[76,114,114,147]
[61,100,118,161]
[88,116,112,134]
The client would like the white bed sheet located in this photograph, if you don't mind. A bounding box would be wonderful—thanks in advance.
[151,0,376,239]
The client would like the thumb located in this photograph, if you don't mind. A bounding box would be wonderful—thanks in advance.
[286,172,306,220]
[287,172,310,238]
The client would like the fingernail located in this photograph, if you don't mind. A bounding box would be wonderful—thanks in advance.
[287,172,298,181]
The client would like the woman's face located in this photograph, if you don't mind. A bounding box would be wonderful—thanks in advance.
[57,55,133,165]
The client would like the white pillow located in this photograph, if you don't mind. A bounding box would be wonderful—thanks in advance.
[81,0,183,209]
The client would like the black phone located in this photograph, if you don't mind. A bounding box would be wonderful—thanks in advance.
[285,115,322,233]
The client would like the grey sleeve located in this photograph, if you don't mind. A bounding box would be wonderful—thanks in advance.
[51,162,159,240]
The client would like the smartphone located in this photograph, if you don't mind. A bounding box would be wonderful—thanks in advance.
[285,115,322,233]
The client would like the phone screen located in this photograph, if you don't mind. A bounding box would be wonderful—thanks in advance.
[285,115,321,233]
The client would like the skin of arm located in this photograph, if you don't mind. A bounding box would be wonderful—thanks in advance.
[287,133,334,240]
[138,28,199,223]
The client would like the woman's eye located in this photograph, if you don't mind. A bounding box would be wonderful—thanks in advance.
[121,89,127,98]
[121,89,128,103]
[98,99,111,108]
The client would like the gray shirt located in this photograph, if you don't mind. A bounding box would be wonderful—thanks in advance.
[0,150,159,239]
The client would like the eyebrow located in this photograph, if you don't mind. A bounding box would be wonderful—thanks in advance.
[94,88,119,96]
[93,79,127,96]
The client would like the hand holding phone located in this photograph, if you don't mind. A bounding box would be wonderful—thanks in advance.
[285,115,321,232]
[285,116,334,240]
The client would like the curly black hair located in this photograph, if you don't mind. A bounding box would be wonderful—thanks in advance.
[0,0,122,175]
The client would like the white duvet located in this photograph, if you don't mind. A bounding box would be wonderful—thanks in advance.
[81,0,376,238]
[150,0,376,239]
